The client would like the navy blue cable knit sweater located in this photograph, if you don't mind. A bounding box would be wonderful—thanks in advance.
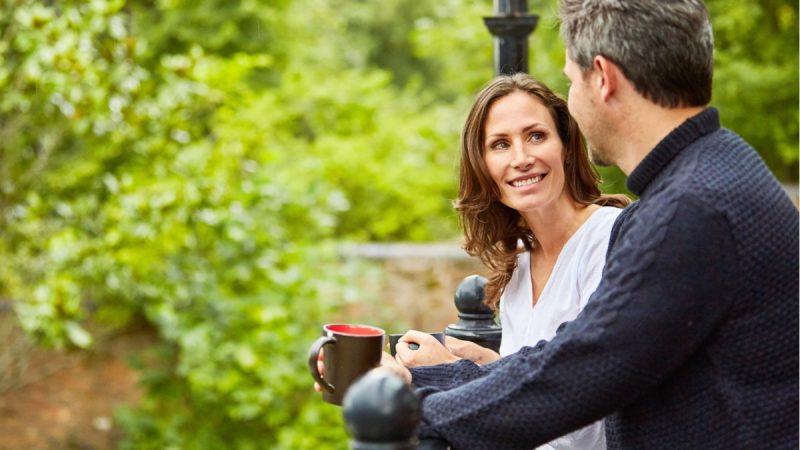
[410,108,799,449]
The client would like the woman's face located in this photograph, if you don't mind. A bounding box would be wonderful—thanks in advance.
[482,90,568,214]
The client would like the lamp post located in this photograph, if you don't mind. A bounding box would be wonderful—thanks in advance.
[484,0,539,75]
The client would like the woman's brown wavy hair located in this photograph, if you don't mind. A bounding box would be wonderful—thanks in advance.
[455,73,630,310]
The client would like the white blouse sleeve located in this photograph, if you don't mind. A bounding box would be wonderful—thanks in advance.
[577,209,620,310]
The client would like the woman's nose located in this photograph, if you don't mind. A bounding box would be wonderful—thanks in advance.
[511,143,535,169]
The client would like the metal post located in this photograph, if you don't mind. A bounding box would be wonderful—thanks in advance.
[342,371,419,450]
[484,0,539,75]
[343,371,451,450]
[445,275,502,352]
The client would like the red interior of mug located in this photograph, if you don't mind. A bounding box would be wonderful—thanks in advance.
[326,324,384,336]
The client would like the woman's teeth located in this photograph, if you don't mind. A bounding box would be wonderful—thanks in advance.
[511,175,543,187]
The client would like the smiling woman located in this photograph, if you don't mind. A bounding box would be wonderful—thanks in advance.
[483,90,568,215]
[394,73,631,450]
[457,74,630,309]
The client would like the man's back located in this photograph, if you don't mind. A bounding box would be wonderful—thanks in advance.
[603,108,798,448]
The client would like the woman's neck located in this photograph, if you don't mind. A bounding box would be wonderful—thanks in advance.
[521,199,600,260]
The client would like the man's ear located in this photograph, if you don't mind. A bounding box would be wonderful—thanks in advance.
[593,55,619,102]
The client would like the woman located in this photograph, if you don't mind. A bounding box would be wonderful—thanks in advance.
[395,73,630,450]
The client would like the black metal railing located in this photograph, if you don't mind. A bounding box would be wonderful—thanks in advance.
[343,370,449,450]
[342,275,496,449]
[444,274,501,352]
[340,0,539,445]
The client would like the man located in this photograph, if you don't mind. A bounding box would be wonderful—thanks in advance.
[383,1,799,448]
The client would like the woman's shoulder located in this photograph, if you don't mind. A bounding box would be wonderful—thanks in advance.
[578,206,622,240]
[593,205,624,222]
[562,206,622,259]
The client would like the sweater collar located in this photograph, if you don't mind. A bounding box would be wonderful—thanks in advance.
[626,107,720,195]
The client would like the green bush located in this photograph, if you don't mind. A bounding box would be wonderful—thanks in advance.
[0,0,795,448]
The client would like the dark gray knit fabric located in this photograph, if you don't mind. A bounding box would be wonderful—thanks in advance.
[410,108,799,450]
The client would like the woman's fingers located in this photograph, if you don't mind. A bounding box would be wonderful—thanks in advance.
[444,337,500,365]
[316,347,325,376]
[396,330,459,368]
[377,351,412,384]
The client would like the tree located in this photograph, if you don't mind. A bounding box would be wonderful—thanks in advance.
[0,0,795,448]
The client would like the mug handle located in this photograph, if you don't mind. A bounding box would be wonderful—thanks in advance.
[308,335,336,393]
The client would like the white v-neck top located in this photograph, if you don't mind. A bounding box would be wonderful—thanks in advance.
[498,206,622,450]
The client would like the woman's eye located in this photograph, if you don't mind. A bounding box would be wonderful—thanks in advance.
[491,141,509,151]
[530,132,545,143]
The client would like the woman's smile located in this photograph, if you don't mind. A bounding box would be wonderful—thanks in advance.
[509,173,547,188]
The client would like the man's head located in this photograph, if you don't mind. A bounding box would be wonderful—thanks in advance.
[560,0,714,108]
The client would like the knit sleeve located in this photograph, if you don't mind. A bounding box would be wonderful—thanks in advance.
[414,195,740,449]
[410,339,549,391]
[410,359,486,390]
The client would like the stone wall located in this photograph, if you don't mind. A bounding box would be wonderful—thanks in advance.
[337,242,488,334]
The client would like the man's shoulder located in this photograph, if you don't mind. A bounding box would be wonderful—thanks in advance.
[651,128,772,209]
[684,128,791,215]
[631,128,796,250]
[684,127,763,180]
[627,189,724,233]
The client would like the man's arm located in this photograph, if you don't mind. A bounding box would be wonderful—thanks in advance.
[409,337,549,390]
[414,196,739,449]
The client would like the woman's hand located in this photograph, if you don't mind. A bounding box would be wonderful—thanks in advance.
[313,347,325,392]
[444,336,500,365]
[314,349,413,389]
[376,351,412,384]
[395,330,460,368]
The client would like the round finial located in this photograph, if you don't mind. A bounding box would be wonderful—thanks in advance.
[454,274,491,315]
[342,371,420,449]
[446,274,502,352]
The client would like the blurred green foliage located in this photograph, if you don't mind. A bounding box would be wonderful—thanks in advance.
[0,0,796,448]
[709,0,799,181]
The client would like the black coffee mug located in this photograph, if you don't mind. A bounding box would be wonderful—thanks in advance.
[308,323,385,405]
[388,332,446,357]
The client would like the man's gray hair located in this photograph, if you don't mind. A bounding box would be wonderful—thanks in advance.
[560,0,714,107]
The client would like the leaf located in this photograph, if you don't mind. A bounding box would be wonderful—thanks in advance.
[65,320,93,349]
